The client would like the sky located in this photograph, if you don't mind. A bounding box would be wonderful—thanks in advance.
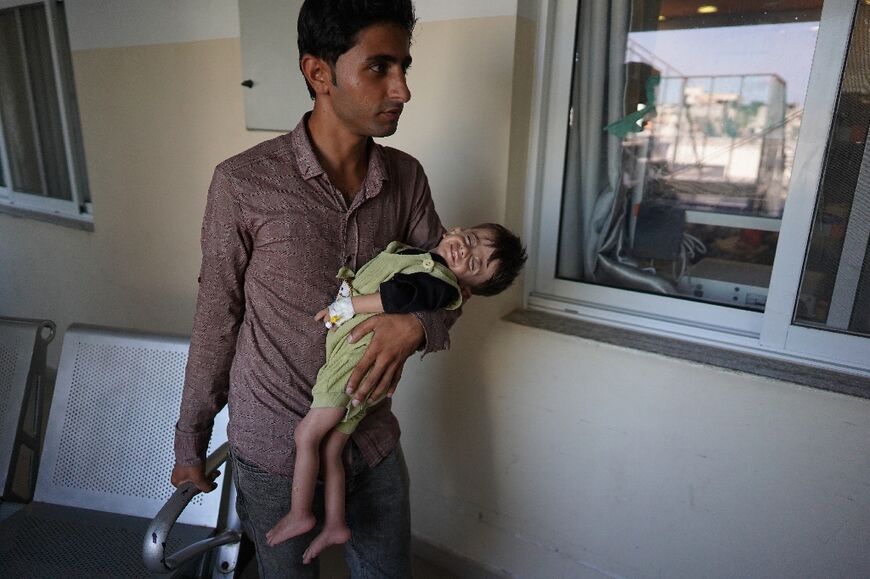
[630,22,820,105]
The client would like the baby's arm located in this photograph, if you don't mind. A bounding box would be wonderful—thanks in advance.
[316,274,460,329]
[315,293,386,328]
[349,293,384,314]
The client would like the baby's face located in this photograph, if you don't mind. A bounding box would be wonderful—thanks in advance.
[433,227,498,290]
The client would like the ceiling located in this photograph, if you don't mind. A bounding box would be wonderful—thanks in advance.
[660,0,823,19]
[653,0,824,29]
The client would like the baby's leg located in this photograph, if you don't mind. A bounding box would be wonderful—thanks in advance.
[302,428,351,564]
[266,407,346,547]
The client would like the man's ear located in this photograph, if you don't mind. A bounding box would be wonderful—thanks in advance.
[300,54,333,97]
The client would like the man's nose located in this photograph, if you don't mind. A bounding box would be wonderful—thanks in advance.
[391,71,411,103]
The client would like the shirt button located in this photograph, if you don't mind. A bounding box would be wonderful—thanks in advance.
[422,258,435,271]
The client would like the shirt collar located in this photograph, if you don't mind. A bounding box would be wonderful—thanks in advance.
[290,114,391,195]
[290,114,326,180]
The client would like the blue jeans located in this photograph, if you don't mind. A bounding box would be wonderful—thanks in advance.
[231,442,412,578]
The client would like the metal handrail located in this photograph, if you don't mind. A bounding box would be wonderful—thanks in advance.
[142,443,242,574]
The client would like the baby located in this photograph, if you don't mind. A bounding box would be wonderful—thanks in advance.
[265,223,527,562]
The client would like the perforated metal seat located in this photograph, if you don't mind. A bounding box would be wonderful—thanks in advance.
[0,317,55,503]
[0,324,239,578]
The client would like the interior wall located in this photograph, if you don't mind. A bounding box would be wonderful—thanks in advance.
[398,322,870,578]
[0,36,270,347]
[2,2,869,578]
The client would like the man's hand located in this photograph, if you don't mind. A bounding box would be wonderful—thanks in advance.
[171,463,219,493]
[345,313,424,406]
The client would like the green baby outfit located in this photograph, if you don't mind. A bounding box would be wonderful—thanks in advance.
[312,241,463,434]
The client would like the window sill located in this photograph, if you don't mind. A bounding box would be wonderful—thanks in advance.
[504,307,870,400]
[0,203,93,232]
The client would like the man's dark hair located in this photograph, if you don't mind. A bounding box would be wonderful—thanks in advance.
[471,223,528,297]
[297,0,417,98]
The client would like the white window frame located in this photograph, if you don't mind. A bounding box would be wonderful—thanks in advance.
[523,0,869,375]
[0,0,91,224]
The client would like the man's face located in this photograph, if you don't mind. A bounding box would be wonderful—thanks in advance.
[329,22,412,138]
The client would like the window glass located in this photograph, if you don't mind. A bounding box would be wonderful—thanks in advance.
[558,0,823,311]
[0,6,43,194]
[0,2,72,201]
[20,3,71,201]
[794,1,870,337]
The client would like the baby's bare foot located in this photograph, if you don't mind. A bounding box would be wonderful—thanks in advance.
[265,512,316,547]
[302,523,351,564]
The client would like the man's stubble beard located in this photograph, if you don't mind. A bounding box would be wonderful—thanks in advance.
[376,122,400,138]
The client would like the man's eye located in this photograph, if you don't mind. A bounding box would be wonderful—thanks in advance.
[370,63,387,74]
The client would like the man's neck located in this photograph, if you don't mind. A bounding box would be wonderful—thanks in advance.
[307,105,370,202]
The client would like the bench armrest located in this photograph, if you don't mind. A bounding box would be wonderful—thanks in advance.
[142,442,242,573]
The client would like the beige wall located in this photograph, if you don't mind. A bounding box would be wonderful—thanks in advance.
[2,7,870,579]
[400,322,870,578]
[0,37,272,341]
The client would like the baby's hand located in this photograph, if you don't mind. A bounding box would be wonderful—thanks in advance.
[315,308,333,329]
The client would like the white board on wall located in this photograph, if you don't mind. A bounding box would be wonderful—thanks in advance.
[239,0,311,131]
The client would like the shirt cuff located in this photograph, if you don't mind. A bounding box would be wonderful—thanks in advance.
[412,310,450,357]
[174,422,211,466]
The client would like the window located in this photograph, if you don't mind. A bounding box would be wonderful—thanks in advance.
[0,0,90,223]
[794,9,870,340]
[529,0,868,373]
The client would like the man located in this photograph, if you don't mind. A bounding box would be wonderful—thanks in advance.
[171,1,457,576]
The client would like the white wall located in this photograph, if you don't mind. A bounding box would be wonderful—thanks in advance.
[2,2,870,578]
[397,322,870,578]
[64,0,519,50]
[65,0,241,50]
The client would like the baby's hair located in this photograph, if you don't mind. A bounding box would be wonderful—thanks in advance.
[470,223,527,296]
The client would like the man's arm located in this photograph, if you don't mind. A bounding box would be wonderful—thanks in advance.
[172,167,251,491]
[345,165,459,405]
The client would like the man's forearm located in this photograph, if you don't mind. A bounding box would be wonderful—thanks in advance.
[174,263,245,466]
[174,332,236,465]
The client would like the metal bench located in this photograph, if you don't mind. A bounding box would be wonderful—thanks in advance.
[0,324,241,578]
[0,317,55,504]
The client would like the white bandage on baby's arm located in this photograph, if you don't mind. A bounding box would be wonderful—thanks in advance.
[337,280,352,298]
[325,296,355,329]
